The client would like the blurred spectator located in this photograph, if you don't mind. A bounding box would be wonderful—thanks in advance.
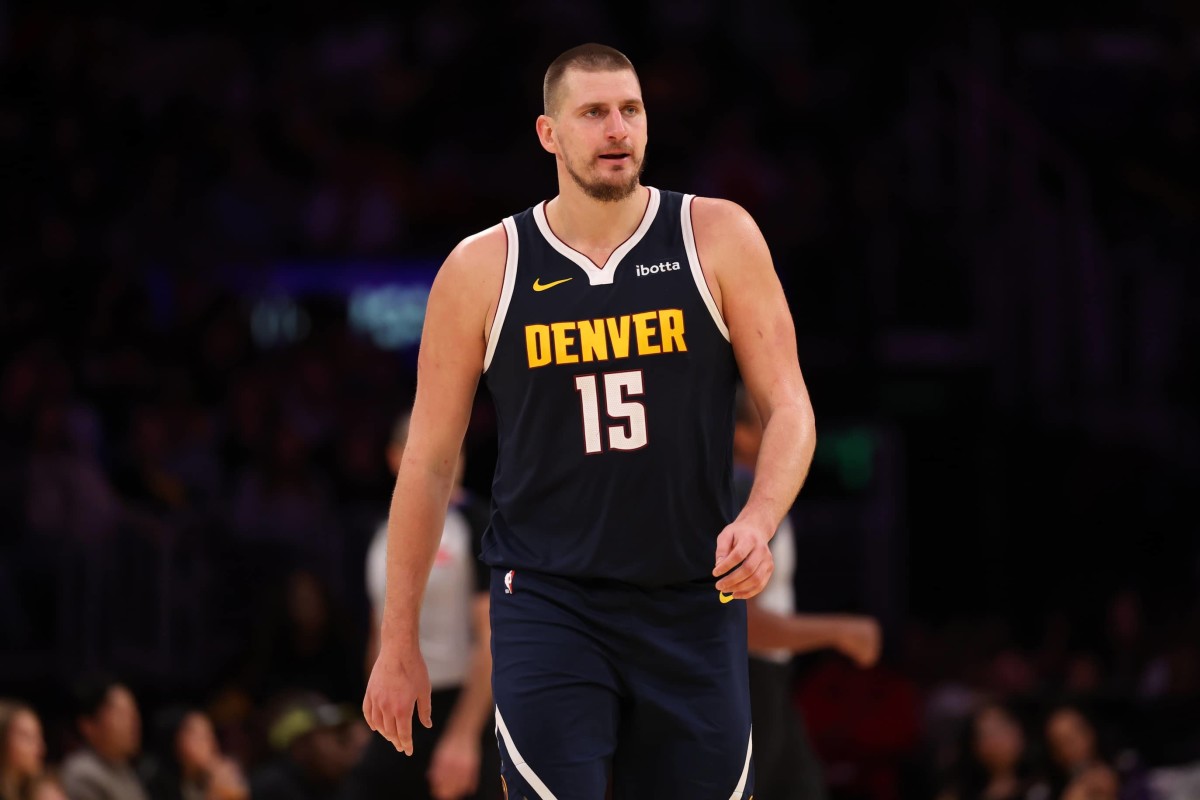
[141,707,247,800]
[936,701,1036,800]
[1,700,46,800]
[249,693,364,800]
[235,568,362,706]
[1103,590,1150,698]
[1037,705,1119,800]
[230,418,340,572]
[27,775,68,800]
[795,656,922,800]
[25,401,122,544]
[342,409,499,800]
[59,677,149,800]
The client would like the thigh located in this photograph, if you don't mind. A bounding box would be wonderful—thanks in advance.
[491,569,621,800]
[612,585,754,800]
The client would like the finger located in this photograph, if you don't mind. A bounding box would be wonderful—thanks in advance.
[713,534,751,577]
[724,558,773,599]
[716,549,766,593]
[380,706,401,752]
[362,692,376,731]
[396,704,415,755]
[712,529,734,573]
[417,688,433,730]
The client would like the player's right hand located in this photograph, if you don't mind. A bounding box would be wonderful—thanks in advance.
[835,616,882,668]
[363,643,433,755]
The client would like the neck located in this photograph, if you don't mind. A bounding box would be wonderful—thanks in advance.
[89,743,124,765]
[546,178,647,250]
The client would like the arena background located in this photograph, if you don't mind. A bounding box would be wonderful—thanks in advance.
[1,0,1197,797]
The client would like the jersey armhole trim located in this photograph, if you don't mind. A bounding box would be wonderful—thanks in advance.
[681,194,730,341]
[484,217,519,372]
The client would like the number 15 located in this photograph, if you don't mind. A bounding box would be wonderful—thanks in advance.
[573,370,648,454]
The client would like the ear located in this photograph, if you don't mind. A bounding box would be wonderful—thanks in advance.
[535,115,557,155]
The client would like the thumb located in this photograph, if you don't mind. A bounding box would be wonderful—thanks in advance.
[418,690,433,730]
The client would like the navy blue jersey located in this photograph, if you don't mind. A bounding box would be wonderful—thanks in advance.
[481,187,737,586]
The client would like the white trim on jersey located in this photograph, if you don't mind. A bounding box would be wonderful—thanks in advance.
[532,186,661,286]
[484,217,520,372]
[495,706,560,800]
[681,194,731,341]
[729,726,754,800]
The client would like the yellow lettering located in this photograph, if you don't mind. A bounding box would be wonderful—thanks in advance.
[551,321,579,364]
[577,319,609,362]
[606,316,631,359]
[632,311,661,355]
[525,325,551,368]
[659,309,686,353]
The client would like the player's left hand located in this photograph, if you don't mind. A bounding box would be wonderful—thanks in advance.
[427,729,481,800]
[713,521,774,600]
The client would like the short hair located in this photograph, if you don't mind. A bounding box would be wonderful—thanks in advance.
[543,43,639,116]
[70,673,123,720]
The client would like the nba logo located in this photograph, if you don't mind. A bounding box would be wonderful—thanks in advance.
[504,570,515,594]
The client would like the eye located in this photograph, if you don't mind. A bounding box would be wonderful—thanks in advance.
[584,108,601,118]
[624,105,639,115]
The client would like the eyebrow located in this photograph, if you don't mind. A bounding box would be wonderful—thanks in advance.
[574,98,644,112]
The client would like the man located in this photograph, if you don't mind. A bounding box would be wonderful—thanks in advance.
[59,676,149,800]
[251,693,363,800]
[734,387,881,799]
[364,43,816,800]
[343,412,498,800]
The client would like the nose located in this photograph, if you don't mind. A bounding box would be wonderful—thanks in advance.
[604,110,628,140]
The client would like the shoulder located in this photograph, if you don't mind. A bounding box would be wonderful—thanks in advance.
[428,223,509,334]
[437,223,508,285]
[60,750,100,776]
[687,196,771,277]
[688,196,763,241]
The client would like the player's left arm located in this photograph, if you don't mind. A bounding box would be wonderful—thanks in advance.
[694,197,816,600]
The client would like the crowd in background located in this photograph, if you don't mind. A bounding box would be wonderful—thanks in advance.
[1,1,1198,798]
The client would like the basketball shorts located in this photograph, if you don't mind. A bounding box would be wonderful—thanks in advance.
[489,567,754,800]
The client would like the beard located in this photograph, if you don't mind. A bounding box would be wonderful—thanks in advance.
[564,150,645,202]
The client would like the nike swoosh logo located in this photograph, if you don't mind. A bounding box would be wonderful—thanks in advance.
[719,591,735,604]
[533,277,573,292]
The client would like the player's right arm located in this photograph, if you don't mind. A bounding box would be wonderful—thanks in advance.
[363,224,507,756]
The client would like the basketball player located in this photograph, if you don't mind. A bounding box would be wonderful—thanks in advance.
[363,43,816,800]
[734,386,881,799]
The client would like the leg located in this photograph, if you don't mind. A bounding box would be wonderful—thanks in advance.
[612,584,754,800]
[490,569,620,800]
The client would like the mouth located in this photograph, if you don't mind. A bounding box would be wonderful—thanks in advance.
[598,152,632,162]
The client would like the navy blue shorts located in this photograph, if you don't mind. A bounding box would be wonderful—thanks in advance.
[489,568,754,800]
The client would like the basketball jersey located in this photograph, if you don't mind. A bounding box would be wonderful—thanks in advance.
[481,187,737,586]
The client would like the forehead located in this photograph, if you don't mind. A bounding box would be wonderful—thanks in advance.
[14,710,40,730]
[559,68,642,107]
